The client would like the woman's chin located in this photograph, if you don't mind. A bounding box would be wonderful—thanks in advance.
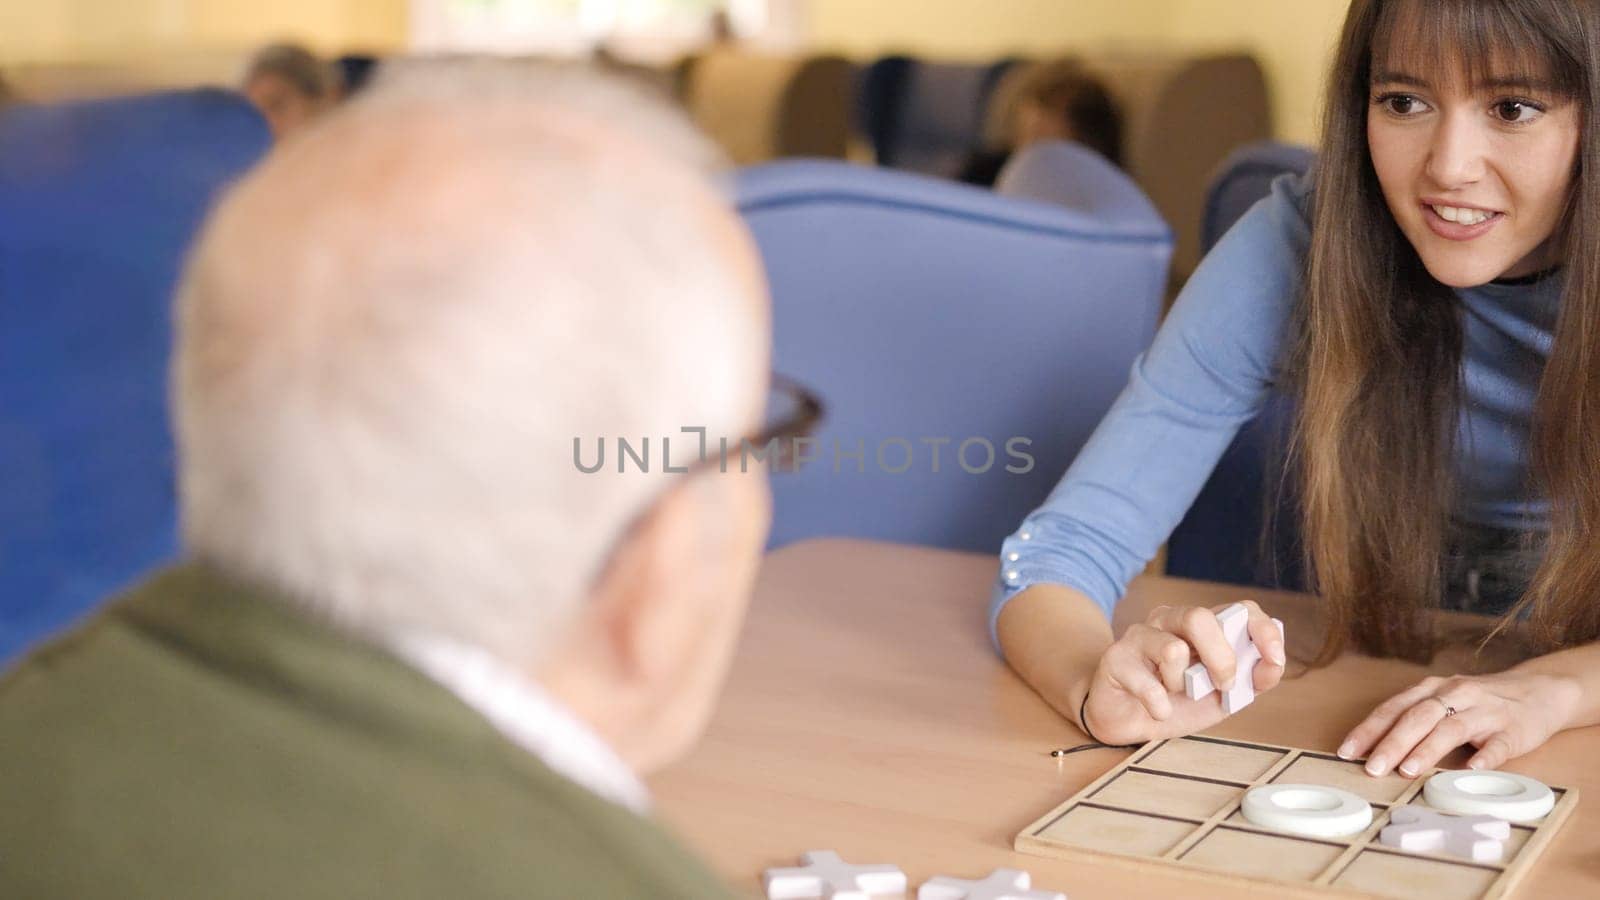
[1416,254,1508,290]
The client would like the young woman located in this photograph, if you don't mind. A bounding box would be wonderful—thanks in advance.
[994,0,1600,780]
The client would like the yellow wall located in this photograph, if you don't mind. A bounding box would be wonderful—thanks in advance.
[3,0,1352,142]
[805,0,1180,60]
[1165,0,1351,145]
[0,0,407,65]
[807,0,1354,145]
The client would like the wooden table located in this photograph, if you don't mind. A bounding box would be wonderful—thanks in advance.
[650,538,1598,899]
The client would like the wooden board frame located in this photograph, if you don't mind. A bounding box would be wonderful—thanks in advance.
[1015,735,1578,900]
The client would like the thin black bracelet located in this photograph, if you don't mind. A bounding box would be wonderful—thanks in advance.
[1077,689,1140,750]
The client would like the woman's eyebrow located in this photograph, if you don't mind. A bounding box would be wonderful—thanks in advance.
[1370,69,1557,93]
[1370,70,1429,88]
[1477,75,1557,92]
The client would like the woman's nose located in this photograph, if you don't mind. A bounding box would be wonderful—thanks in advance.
[1423,110,1489,189]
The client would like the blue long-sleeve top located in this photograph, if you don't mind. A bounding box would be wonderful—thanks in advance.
[989,172,1561,646]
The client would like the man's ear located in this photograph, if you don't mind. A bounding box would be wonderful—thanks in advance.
[586,482,707,683]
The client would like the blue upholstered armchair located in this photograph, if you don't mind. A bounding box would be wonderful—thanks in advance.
[1199,141,1318,255]
[995,139,1162,227]
[735,159,1172,553]
[0,90,270,660]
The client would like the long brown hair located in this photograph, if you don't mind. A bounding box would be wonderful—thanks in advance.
[1293,0,1600,664]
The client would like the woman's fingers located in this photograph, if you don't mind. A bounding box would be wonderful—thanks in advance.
[1101,640,1173,721]
[1155,634,1192,695]
[1364,685,1477,776]
[1150,604,1236,692]
[1122,623,1192,694]
[1241,600,1287,668]
[1467,732,1515,771]
[1346,673,1563,777]
[1397,706,1493,777]
[1338,677,1443,761]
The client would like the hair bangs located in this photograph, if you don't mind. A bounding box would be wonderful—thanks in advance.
[1371,0,1585,99]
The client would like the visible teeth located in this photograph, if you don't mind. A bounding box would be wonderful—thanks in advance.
[1432,205,1493,225]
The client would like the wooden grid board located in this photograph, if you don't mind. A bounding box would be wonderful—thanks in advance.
[1015,735,1577,900]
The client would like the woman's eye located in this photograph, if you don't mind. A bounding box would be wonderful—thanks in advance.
[1493,99,1544,123]
[1377,94,1425,115]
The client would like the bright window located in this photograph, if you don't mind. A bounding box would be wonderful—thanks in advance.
[409,0,793,61]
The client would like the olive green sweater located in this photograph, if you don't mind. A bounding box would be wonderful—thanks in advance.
[0,565,739,899]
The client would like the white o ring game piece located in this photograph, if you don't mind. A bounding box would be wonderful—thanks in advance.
[1242,784,1374,838]
[1424,770,1555,823]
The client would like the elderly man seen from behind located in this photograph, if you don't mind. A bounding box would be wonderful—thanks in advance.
[0,62,783,899]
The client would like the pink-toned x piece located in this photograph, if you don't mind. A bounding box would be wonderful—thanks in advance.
[763,850,907,899]
[918,867,1066,900]
[1183,602,1284,714]
[1380,806,1512,863]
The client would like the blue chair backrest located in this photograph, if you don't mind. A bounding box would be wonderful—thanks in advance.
[996,140,1158,225]
[1166,141,1316,590]
[854,55,911,158]
[1199,141,1316,255]
[0,89,270,661]
[858,57,1018,177]
[736,159,1172,552]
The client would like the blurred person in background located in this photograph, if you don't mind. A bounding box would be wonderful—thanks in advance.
[241,42,339,139]
[334,54,380,98]
[959,59,1123,187]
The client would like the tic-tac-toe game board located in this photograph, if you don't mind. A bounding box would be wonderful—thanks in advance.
[1015,735,1577,900]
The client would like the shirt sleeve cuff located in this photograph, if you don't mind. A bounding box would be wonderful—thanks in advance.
[986,512,1125,654]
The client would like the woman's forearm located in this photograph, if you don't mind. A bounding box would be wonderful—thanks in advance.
[996,584,1115,728]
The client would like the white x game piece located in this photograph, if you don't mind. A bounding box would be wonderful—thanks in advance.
[1183,602,1284,714]
[763,850,907,899]
[1380,805,1511,863]
[918,867,1065,900]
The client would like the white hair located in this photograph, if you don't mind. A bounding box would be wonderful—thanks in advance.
[174,59,766,665]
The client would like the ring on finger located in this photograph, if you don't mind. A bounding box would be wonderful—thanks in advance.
[1429,696,1459,717]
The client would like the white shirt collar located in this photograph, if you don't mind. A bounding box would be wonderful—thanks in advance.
[385,631,651,815]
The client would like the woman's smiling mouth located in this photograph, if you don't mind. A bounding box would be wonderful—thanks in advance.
[1421,201,1504,240]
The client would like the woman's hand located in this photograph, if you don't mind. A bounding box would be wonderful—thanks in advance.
[1338,671,1582,776]
[1079,600,1287,746]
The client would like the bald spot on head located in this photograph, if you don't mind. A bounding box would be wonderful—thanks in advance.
[193,90,764,398]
